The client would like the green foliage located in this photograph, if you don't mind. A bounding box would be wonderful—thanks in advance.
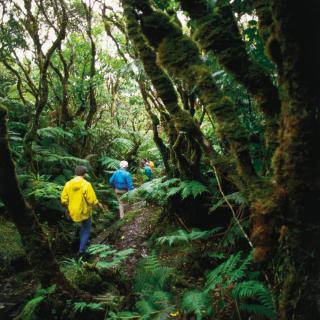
[109,255,176,319]
[125,177,209,206]
[87,244,135,269]
[17,285,56,320]
[182,252,276,319]
[156,227,222,246]
[19,174,64,213]
[134,254,174,293]
[100,156,121,171]
[0,218,25,273]
[167,180,209,199]
[181,290,212,320]
[209,191,247,213]
[60,257,102,291]
[37,126,74,141]
[133,255,176,320]
[221,217,250,247]
[73,301,104,312]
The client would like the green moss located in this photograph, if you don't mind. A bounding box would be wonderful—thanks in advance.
[0,218,26,271]
[61,259,102,293]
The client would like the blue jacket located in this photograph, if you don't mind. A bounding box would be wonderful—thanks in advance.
[109,169,134,191]
[144,165,153,179]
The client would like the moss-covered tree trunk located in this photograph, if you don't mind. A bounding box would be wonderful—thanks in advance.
[269,1,320,318]
[0,106,73,292]
[122,0,204,180]
[123,0,223,226]
[179,0,280,154]
[138,81,172,176]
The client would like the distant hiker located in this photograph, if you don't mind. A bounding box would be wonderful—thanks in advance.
[109,160,134,219]
[61,165,102,257]
[144,162,153,181]
[147,160,155,172]
[140,158,146,168]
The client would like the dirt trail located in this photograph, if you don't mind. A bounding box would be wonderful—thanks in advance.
[92,201,161,275]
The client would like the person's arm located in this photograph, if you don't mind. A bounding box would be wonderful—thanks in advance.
[126,173,134,191]
[61,183,69,207]
[85,183,99,206]
[109,173,116,188]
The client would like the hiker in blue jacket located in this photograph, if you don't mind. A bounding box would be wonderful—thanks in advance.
[144,162,153,181]
[109,160,134,218]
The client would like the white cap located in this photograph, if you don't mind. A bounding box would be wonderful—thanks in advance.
[120,160,128,168]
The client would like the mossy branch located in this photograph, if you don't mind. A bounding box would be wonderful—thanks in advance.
[180,0,280,152]
[131,0,257,187]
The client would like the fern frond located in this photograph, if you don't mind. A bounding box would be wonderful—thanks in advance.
[87,244,134,269]
[179,180,209,199]
[206,252,242,290]
[157,227,222,246]
[210,192,246,213]
[73,302,104,312]
[232,280,275,315]
[37,126,74,140]
[227,251,253,284]
[100,156,120,170]
[181,290,212,320]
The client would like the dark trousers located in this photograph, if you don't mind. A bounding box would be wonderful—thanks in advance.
[79,218,92,253]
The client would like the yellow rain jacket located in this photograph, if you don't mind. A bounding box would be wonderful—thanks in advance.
[61,177,98,222]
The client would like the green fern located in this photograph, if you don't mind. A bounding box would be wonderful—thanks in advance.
[157,227,222,246]
[181,290,212,320]
[37,126,74,140]
[73,301,104,312]
[125,178,209,206]
[134,254,174,293]
[167,180,209,199]
[133,255,175,320]
[233,281,275,317]
[16,285,56,320]
[86,244,135,269]
[209,192,246,213]
[100,156,121,170]
[221,217,250,248]
[206,251,243,290]
[61,257,85,275]
[182,252,276,319]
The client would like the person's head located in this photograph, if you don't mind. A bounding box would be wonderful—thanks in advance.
[119,160,128,169]
[75,165,87,177]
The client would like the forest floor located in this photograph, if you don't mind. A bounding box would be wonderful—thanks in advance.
[0,200,163,319]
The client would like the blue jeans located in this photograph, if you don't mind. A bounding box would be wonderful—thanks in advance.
[79,218,92,254]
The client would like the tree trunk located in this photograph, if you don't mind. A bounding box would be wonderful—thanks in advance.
[0,105,73,292]
[269,1,320,318]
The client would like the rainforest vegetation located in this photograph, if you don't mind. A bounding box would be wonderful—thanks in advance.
[0,0,319,319]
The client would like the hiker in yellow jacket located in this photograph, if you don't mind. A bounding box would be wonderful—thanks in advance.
[61,165,101,256]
